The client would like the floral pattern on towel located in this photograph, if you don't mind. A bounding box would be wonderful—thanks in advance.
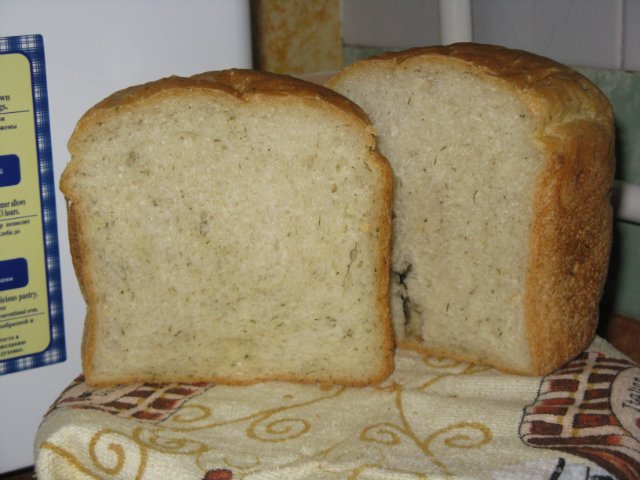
[35,345,640,480]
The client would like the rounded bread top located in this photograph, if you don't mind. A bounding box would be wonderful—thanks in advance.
[328,42,613,131]
[69,68,376,151]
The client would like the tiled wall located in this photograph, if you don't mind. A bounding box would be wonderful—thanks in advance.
[580,68,640,321]
[342,0,639,71]
[341,0,640,320]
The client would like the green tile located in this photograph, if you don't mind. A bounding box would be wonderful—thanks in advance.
[577,68,640,320]
[342,44,386,66]
[603,221,640,318]
[577,67,640,184]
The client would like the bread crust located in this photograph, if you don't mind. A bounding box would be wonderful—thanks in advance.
[329,43,615,375]
[67,69,375,152]
[62,69,394,387]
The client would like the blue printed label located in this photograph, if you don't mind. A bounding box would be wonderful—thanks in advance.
[0,35,66,371]
[0,154,21,187]
[0,257,28,291]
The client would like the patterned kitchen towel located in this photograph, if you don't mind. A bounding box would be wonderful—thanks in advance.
[34,337,640,479]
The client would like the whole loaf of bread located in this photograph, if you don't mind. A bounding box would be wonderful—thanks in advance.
[327,43,615,375]
[62,69,394,387]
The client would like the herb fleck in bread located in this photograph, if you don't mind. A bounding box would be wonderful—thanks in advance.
[62,69,393,387]
[327,43,615,375]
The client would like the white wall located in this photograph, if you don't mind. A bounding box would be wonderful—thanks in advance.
[342,0,640,71]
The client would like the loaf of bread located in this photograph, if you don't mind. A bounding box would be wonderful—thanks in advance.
[61,69,394,387]
[327,43,615,375]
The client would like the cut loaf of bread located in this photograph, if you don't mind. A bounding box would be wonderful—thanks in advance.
[327,43,615,375]
[62,69,393,387]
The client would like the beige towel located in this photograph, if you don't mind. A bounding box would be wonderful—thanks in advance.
[35,337,640,479]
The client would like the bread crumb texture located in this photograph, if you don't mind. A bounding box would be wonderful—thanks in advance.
[62,70,393,386]
[335,62,538,372]
[328,44,614,375]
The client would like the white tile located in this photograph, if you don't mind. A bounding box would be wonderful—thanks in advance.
[472,0,623,68]
[341,0,440,48]
[624,0,640,71]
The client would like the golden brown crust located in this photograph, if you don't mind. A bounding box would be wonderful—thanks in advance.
[330,43,615,376]
[192,69,372,126]
[525,118,614,374]
[330,43,611,126]
[62,68,394,387]
[371,149,395,381]
[67,69,374,154]
[83,362,390,389]
[65,199,98,380]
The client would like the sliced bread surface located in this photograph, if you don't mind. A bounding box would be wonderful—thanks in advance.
[327,43,615,375]
[62,69,393,387]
